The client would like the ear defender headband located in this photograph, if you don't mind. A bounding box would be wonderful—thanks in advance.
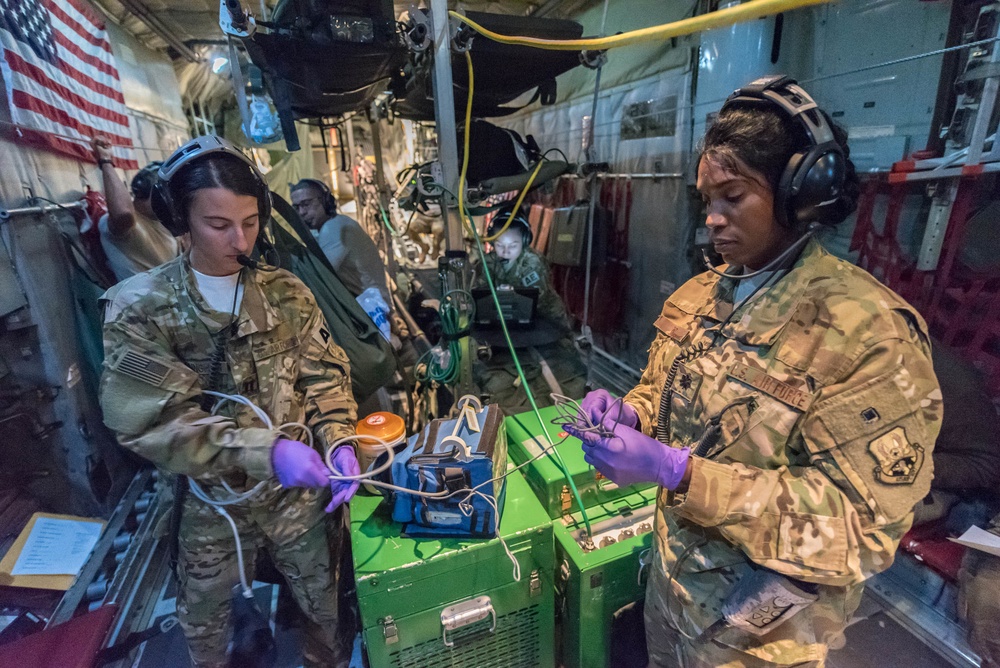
[487,205,533,246]
[130,161,162,200]
[721,75,846,228]
[150,135,272,237]
[295,178,337,216]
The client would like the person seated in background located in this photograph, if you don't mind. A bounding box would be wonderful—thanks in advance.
[912,340,1000,527]
[291,178,395,342]
[476,204,569,326]
[290,179,390,303]
[472,204,586,413]
[92,137,181,282]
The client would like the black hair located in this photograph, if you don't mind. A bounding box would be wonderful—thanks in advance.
[699,104,860,225]
[487,203,532,245]
[130,161,162,200]
[168,153,267,223]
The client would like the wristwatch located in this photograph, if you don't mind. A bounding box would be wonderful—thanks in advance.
[98,158,113,167]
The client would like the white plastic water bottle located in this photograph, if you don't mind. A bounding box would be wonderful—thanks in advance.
[356,287,392,342]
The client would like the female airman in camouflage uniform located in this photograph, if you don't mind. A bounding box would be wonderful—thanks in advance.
[572,78,943,667]
[473,204,587,411]
[100,137,359,667]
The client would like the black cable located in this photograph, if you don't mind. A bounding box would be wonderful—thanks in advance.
[542,147,569,163]
[701,224,818,280]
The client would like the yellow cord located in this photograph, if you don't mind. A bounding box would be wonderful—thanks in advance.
[458,51,474,231]
[455,50,593,535]
[482,161,545,242]
[450,0,830,51]
[458,50,546,244]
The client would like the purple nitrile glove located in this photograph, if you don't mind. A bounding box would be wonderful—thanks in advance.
[326,446,361,512]
[565,417,689,490]
[579,389,638,430]
[272,438,330,488]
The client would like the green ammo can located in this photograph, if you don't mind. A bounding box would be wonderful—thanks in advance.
[350,466,555,667]
[554,487,658,668]
[504,405,654,518]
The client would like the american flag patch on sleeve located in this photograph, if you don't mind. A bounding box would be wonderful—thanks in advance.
[113,349,170,387]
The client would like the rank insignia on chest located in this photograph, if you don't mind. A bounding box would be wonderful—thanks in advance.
[868,427,924,485]
[679,373,693,391]
[240,376,259,396]
[672,365,702,402]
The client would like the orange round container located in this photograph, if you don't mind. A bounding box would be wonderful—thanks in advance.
[355,412,406,494]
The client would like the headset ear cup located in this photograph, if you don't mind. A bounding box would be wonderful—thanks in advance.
[260,189,273,224]
[789,145,845,226]
[150,181,186,236]
[775,151,805,228]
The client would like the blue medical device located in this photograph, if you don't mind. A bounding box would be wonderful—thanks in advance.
[390,396,508,538]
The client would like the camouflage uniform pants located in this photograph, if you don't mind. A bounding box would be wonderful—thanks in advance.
[176,495,349,668]
[960,551,1000,667]
[479,339,586,414]
[644,562,825,668]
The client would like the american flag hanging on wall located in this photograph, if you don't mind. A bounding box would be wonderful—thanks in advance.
[0,0,138,168]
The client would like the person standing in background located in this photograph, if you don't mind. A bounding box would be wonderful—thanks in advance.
[92,137,181,281]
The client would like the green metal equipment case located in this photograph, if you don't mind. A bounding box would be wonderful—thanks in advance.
[350,468,555,668]
[555,487,658,668]
[504,405,653,518]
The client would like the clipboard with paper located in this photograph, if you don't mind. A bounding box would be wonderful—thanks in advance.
[0,512,106,590]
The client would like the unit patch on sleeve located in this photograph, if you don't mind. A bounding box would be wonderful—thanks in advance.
[522,271,541,287]
[868,426,924,485]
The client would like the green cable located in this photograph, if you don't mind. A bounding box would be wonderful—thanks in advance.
[377,202,399,236]
[415,289,471,385]
[423,40,592,533]
[465,214,593,536]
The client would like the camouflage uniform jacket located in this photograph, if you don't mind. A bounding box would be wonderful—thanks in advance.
[623,239,942,663]
[100,254,356,532]
[477,247,569,326]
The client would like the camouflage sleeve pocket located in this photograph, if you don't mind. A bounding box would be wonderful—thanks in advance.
[307,324,350,366]
[777,511,849,573]
[102,344,199,437]
[808,372,932,526]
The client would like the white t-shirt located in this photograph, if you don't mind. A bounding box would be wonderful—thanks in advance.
[191,269,244,314]
[314,214,390,303]
[99,211,179,282]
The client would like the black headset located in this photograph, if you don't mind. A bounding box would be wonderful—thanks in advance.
[150,135,272,237]
[292,178,337,216]
[720,75,846,228]
[487,203,533,246]
[130,161,162,200]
